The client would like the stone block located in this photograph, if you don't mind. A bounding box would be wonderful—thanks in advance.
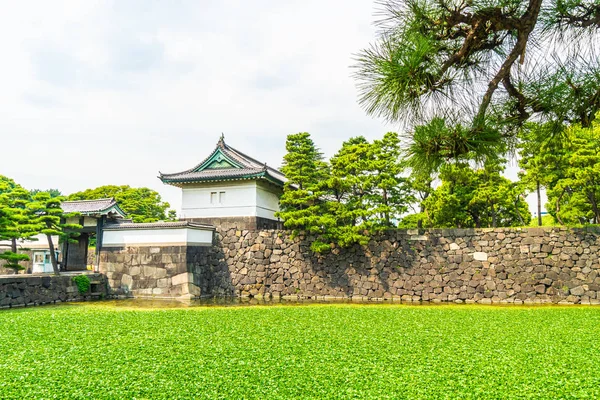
[121,274,133,288]
[172,272,192,286]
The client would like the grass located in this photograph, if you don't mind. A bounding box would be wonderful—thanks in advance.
[1,303,599,399]
[527,215,557,227]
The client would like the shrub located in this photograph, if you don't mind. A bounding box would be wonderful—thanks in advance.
[71,275,90,294]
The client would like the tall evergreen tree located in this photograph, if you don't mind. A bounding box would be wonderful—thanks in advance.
[276,133,331,247]
[423,162,530,228]
[370,132,413,226]
[28,193,81,275]
[547,120,600,224]
[0,187,41,272]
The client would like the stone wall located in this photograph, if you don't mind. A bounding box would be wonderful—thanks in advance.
[0,250,34,275]
[185,216,282,231]
[195,226,600,305]
[100,246,207,299]
[0,273,107,309]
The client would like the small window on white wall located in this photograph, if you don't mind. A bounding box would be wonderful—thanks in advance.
[210,191,226,205]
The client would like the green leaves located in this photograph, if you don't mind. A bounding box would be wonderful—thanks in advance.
[545,119,600,224]
[1,304,600,399]
[278,132,413,251]
[0,179,41,272]
[422,161,531,228]
[354,0,600,168]
[68,185,175,223]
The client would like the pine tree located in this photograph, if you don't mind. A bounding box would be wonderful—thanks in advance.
[371,132,413,227]
[354,0,600,168]
[28,192,81,275]
[0,187,41,272]
[547,120,600,224]
[276,133,330,248]
[423,162,530,228]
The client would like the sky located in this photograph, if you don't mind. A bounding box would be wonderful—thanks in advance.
[0,0,544,215]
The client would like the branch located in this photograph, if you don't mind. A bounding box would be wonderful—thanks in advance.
[475,0,543,124]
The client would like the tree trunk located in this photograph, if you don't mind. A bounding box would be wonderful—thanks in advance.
[514,196,525,226]
[491,203,497,228]
[46,234,60,276]
[383,189,390,226]
[11,238,17,253]
[555,190,565,226]
[537,181,542,226]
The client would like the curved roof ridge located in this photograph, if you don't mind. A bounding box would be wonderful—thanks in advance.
[223,142,285,180]
[159,137,286,184]
[62,197,115,203]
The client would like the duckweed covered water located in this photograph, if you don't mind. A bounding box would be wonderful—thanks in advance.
[1,302,599,399]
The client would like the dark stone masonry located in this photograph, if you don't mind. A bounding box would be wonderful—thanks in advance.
[0,273,107,309]
[104,226,600,305]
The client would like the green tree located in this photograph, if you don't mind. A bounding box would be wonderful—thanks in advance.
[423,162,530,228]
[28,193,81,275]
[0,175,18,194]
[370,132,413,226]
[277,132,413,251]
[68,185,174,223]
[354,0,600,168]
[275,133,331,250]
[30,188,62,198]
[0,187,41,272]
[547,121,600,224]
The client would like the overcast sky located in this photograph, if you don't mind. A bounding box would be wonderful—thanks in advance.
[0,1,543,214]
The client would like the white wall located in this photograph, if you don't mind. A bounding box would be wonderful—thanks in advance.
[0,234,59,250]
[180,180,282,220]
[181,181,256,218]
[103,228,213,247]
[256,181,283,220]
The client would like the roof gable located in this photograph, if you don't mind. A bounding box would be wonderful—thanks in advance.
[159,136,287,187]
[193,147,244,172]
[61,198,127,218]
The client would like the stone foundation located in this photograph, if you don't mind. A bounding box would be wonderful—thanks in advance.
[202,227,600,304]
[185,216,282,231]
[99,245,210,299]
[100,226,600,305]
[0,273,107,308]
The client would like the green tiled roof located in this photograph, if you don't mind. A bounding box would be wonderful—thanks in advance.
[158,137,286,187]
[61,198,127,218]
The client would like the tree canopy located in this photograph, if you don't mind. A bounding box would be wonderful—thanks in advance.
[355,0,600,169]
[277,132,413,251]
[68,185,176,223]
[27,193,81,275]
[420,161,531,228]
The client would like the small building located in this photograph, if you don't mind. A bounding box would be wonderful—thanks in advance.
[0,234,59,274]
[1,198,127,274]
[159,136,286,230]
[61,198,127,270]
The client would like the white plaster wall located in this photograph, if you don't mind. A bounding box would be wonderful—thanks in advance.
[0,234,59,250]
[83,217,97,227]
[256,181,282,220]
[187,228,214,245]
[103,228,213,247]
[181,181,259,218]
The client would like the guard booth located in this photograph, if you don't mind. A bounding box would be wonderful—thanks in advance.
[61,198,127,271]
[32,250,61,273]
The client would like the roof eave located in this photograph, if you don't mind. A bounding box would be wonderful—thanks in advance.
[160,172,284,188]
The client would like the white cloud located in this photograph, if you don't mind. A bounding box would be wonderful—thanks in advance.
[0,0,533,215]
